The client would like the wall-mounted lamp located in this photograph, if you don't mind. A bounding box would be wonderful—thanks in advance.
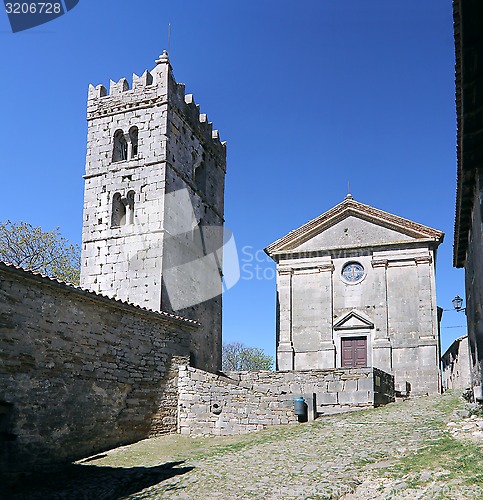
[452,295,466,312]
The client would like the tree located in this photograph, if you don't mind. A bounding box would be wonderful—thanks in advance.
[222,342,274,371]
[0,220,81,284]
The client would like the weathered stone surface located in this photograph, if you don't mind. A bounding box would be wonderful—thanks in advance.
[0,263,194,474]
[177,366,394,436]
[442,335,471,391]
[80,55,226,373]
[453,0,483,394]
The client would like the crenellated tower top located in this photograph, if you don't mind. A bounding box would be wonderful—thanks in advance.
[86,51,224,152]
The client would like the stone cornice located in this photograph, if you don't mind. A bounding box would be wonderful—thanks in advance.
[285,263,334,275]
[277,267,293,276]
[265,198,444,257]
[415,256,432,265]
[87,97,168,121]
[372,258,388,268]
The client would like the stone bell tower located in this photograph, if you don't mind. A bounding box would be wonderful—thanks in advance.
[80,51,226,372]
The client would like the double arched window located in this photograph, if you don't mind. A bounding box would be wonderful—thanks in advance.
[111,190,135,227]
[112,130,128,162]
[112,127,139,162]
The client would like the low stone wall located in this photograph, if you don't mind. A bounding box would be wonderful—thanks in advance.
[0,263,195,474]
[178,366,394,436]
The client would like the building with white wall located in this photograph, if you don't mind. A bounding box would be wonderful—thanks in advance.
[265,195,444,395]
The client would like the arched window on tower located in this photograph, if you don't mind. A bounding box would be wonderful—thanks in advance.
[112,130,128,162]
[129,126,139,158]
[111,191,135,228]
[194,162,207,193]
[111,193,126,227]
[126,190,135,225]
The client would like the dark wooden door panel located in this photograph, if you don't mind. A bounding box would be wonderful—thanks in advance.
[341,337,367,368]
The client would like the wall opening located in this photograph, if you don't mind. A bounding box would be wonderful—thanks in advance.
[111,192,135,227]
[112,129,128,162]
[0,401,15,442]
[194,163,207,193]
[129,126,139,158]
[111,192,126,227]
[126,190,135,225]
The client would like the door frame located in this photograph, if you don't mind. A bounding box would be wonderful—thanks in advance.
[335,329,372,368]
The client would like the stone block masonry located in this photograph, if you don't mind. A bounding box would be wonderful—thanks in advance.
[0,262,196,474]
[177,366,394,436]
[81,52,226,373]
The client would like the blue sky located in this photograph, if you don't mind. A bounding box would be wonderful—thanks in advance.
[0,1,465,358]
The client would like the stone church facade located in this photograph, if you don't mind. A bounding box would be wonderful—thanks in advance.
[265,195,444,395]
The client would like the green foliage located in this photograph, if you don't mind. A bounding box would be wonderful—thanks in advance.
[0,220,81,284]
[222,341,274,371]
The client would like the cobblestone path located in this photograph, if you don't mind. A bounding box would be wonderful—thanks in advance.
[5,391,483,499]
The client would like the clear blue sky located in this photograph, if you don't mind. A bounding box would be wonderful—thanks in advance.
[0,1,465,358]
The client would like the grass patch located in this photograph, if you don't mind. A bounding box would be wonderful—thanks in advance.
[383,433,483,487]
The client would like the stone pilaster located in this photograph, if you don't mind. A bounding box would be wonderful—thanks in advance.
[371,257,392,373]
[276,267,294,370]
[415,255,436,341]
[318,263,336,368]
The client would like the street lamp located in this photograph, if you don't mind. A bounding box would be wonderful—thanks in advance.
[452,295,465,312]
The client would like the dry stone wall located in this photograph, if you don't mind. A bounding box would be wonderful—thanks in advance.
[0,263,195,474]
[178,366,394,436]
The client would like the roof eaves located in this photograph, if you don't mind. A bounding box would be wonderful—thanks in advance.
[0,261,199,328]
[267,237,441,257]
[265,199,443,256]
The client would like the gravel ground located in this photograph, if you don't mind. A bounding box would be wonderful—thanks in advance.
[4,391,483,500]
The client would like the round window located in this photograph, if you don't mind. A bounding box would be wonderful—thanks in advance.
[341,262,365,283]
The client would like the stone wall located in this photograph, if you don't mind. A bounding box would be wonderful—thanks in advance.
[0,263,196,474]
[453,0,483,394]
[465,180,483,390]
[178,366,394,436]
[442,335,471,391]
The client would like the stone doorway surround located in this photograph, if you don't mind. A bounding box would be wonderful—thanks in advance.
[334,310,374,369]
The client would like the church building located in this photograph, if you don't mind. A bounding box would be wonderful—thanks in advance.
[265,195,444,395]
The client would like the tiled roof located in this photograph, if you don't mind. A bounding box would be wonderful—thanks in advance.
[265,196,444,255]
[452,0,483,267]
[441,334,468,360]
[0,261,199,327]
[453,0,464,267]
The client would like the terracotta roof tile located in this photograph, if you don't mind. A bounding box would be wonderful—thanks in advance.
[0,261,199,327]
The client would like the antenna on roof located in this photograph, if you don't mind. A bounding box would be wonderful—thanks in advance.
[167,23,171,54]
[346,181,353,200]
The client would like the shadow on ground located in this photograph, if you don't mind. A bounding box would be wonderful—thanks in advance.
[2,460,194,499]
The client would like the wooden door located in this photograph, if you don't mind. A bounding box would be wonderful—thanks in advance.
[341,337,367,368]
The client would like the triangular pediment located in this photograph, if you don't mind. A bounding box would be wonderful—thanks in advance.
[265,197,444,255]
[334,310,374,330]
